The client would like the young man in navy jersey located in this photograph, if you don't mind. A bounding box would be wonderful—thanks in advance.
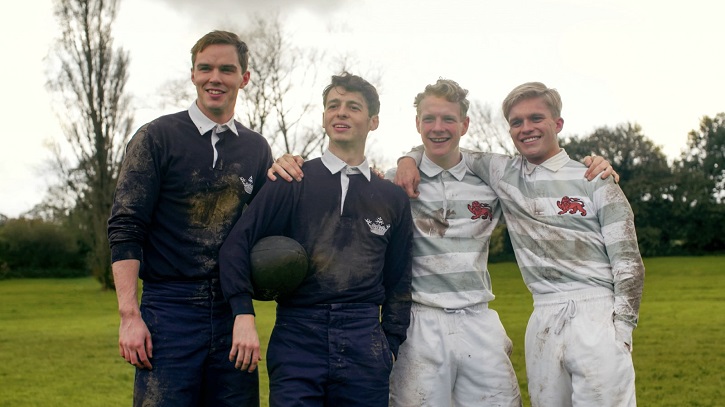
[108,30,272,406]
[219,72,414,407]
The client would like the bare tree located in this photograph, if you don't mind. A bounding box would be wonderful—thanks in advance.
[241,14,327,159]
[45,0,133,289]
[463,101,515,156]
[155,14,379,162]
[157,77,194,111]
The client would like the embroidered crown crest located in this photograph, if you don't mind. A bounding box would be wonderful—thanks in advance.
[365,217,390,236]
[240,176,254,195]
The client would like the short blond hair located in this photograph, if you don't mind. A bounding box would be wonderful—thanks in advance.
[502,82,562,120]
[414,78,470,118]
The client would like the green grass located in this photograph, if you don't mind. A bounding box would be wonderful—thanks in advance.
[0,256,722,406]
[491,256,725,407]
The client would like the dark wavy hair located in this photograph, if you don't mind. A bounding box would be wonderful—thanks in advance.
[322,72,380,117]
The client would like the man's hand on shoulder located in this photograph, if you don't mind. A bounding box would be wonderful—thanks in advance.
[394,157,421,199]
[267,154,305,182]
[582,155,620,183]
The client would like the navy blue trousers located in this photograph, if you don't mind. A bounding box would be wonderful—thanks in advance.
[134,279,259,407]
[267,304,394,407]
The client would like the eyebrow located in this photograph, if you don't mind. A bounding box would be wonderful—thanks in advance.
[421,113,458,119]
[326,99,363,108]
[195,63,238,71]
[219,64,238,71]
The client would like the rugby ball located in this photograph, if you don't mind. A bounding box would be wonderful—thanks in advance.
[250,236,308,301]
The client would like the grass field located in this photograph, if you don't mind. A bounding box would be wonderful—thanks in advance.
[0,256,722,406]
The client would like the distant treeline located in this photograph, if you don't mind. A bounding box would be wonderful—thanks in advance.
[2,115,724,278]
[0,217,89,279]
[492,116,725,260]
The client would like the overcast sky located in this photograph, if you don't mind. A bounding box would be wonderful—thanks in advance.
[1,0,723,218]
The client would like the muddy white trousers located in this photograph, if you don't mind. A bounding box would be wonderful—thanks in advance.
[389,302,522,407]
[525,287,636,407]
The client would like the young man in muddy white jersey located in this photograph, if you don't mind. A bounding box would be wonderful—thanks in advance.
[398,82,644,407]
[386,79,521,407]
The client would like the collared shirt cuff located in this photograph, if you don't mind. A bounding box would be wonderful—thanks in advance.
[110,243,143,263]
[229,293,255,316]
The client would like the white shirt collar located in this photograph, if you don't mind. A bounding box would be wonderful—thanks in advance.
[188,101,239,137]
[420,152,467,181]
[321,149,372,181]
[522,149,570,174]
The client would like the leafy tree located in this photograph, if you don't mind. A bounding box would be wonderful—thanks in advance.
[680,113,725,203]
[0,218,86,278]
[45,0,133,289]
[561,123,671,193]
[671,114,725,252]
[561,123,678,255]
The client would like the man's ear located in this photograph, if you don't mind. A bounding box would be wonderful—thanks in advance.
[461,116,470,136]
[370,115,379,131]
[239,71,251,89]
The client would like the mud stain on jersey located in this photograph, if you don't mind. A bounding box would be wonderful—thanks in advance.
[188,173,242,230]
[541,268,564,281]
[186,172,245,271]
[307,211,360,291]
[413,207,453,237]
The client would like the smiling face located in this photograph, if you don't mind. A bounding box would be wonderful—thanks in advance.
[507,97,564,165]
[416,95,469,169]
[191,44,250,123]
[322,86,379,153]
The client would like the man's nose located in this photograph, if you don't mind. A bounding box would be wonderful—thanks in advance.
[209,68,222,83]
[522,120,534,132]
[433,118,445,131]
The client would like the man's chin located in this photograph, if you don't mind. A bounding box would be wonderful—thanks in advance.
[425,144,455,156]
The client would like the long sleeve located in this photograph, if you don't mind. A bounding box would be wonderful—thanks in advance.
[108,123,161,263]
[380,197,413,357]
[596,180,645,346]
[219,178,296,316]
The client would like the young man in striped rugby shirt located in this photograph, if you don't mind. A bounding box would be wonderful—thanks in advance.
[386,79,522,406]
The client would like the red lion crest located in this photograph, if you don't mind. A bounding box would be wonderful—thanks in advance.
[468,201,493,221]
[557,196,587,216]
